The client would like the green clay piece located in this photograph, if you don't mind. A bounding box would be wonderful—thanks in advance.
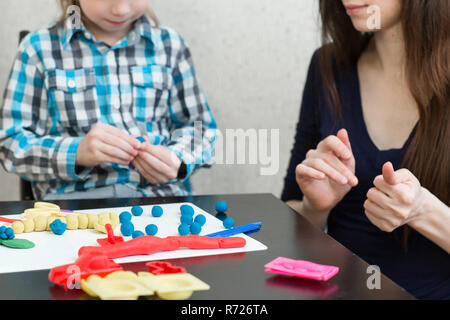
[0,238,35,249]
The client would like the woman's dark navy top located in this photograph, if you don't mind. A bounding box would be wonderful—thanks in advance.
[281,49,450,300]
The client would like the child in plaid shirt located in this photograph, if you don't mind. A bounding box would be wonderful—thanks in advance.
[0,0,217,200]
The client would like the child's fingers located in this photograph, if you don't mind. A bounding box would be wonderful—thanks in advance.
[97,143,134,164]
[304,158,349,185]
[132,158,160,184]
[318,135,353,160]
[138,151,176,181]
[105,125,141,150]
[101,132,138,157]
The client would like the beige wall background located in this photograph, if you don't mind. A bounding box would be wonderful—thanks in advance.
[0,0,321,201]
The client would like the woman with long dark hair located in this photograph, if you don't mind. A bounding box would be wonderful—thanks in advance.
[282,0,449,299]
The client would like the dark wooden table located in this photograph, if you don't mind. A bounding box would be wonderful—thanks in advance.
[0,193,414,300]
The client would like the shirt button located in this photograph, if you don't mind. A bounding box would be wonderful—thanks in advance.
[129,32,137,42]
[67,79,76,89]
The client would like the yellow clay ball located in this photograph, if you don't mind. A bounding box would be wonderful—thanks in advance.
[11,221,24,234]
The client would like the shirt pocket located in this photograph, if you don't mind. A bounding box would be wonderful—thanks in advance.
[45,68,100,135]
[130,65,173,127]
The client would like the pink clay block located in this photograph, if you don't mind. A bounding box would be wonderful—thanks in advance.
[265,257,339,281]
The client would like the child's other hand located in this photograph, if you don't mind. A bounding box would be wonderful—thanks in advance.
[364,162,425,232]
[76,123,140,167]
[132,136,182,184]
[296,129,358,213]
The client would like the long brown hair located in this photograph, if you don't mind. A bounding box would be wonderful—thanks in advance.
[57,0,160,28]
[318,0,450,247]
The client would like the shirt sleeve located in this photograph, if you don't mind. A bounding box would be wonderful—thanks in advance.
[0,35,91,183]
[166,37,217,181]
[281,50,323,202]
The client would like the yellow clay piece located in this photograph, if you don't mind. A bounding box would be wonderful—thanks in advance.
[34,215,48,232]
[34,202,60,210]
[46,216,58,231]
[66,214,79,230]
[78,214,89,229]
[81,277,154,300]
[110,212,120,227]
[138,273,210,300]
[11,221,24,234]
[87,214,99,229]
[23,219,34,233]
[104,271,138,281]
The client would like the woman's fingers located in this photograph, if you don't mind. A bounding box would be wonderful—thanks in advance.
[322,153,358,186]
[304,158,349,185]
[318,134,353,160]
[296,163,326,180]
[382,162,397,185]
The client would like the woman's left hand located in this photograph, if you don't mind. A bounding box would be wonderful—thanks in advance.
[364,162,425,232]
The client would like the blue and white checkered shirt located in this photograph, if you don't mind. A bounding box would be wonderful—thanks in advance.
[0,14,217,199]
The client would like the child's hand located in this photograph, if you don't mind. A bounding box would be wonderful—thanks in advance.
[295,129,358,213]
[132,137,182,184]
[364,162,425,232]
[76,123,140,167]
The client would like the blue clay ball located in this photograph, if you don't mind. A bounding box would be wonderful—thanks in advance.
[145,224,158,236]
[119,211,132,223]
[120,222,134,236]
[152,206,163,217]
[5,227,15,239]
[178,223,190,236]
[132,230,145,239]
[180,215,193,225]
[180,204,194,217]
[50,219,67,235]
[131,206,143,216]
[223,217,235,229]
[190,222,201,235]
[215,201,228,213]
[194,214,206,227]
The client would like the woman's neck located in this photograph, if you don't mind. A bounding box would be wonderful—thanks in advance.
[370,23,406,78]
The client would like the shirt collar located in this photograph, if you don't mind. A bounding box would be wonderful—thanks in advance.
[61,14,157,50]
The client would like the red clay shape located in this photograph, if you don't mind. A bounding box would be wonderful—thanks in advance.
[146,261,187,275]
[79,235,246,259]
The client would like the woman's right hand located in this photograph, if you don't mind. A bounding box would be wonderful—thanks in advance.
[76,123,140,167]
[296,129,358,213]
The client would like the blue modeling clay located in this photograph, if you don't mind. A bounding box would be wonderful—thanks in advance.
[180,215,193,225]
[50,219,67,235]
[190,222,201,235]
[120,222,134,236]
[180,204,194,217]
[119,211,132,223]
[0,226,15,240]
[136,136,146,143]
[194,214,206,227]
[145,224,158,236]
[178,223,190,236]
[132,230,145,239]
[215,201,228,213]
[223,217,235,229]
[215,212,228,221]
[151,206,163,217]
[131,206,143,216]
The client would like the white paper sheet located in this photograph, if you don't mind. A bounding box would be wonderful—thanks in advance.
[0,202,267,274]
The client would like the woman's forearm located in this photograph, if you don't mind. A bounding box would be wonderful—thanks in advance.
[286,199,331,231]
[408,188,450,254]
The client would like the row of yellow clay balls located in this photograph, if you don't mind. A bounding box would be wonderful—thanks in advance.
[10,212,120,235]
